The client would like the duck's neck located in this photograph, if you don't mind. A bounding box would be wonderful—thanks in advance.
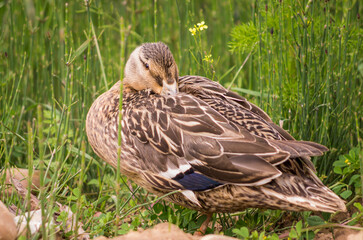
[106,80,135,96]
[108,80,122,92]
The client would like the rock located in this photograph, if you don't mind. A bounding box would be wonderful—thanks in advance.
[201,234,238,240]
[335,228,363,240]
[14,210,44,237]
[315,227,363,240]
[0,201,17,240]
[94,223,240,240]
[94,222,197,240]
[1,168,42,197]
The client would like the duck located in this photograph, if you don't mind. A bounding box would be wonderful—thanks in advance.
[86,42,346,232]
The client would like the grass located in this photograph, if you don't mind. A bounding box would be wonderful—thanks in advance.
[0,0,362,239]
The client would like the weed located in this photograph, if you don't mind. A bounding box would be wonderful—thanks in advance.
[331,147,362,199]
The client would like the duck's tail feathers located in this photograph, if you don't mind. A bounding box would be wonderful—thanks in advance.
[262,171,347,213]
[270,140,329,158]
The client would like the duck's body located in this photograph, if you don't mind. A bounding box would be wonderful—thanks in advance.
[86,42,346,215]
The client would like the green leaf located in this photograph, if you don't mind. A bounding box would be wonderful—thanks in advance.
[349,148,357,158]
[296,220,302,235]
[240,227,249,238]
[333,161,347,167]
[307,216,325,226]
[153,203,163,214]
[118,223,132,235]
[333,166,343,174]
[349,174,361,185]
[343,167,351,174]
[340,190,352,199]
[345,154,354,162]
[196,215,207,228]
[56,211,69,223]
[353,202,362,211]
[302,231,315,239]
[289,228,298,238]
[88,179,99,186]
[332,184,344,193]
[72,187,81,198]
[232,226,249,238]
[67,195,78,201]
[251,230,259,238]
[258,231,266,240]
[187,221,197,232]
[270,233,280,240]
[71,203,77,213]
[347,218,358,226]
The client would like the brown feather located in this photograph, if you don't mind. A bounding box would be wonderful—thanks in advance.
[86,43,346,215]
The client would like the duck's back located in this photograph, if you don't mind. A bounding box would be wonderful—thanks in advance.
[86,77,346,213]
[179,76,292,140]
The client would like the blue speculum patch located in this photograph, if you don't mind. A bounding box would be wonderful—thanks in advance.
[174,172,222,191]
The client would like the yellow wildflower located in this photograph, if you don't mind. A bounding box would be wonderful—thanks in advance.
[345,159,351,165]
[189,27,197,36]
[197,21,208,30]
[203,54,213,63]
[189,21,208,36]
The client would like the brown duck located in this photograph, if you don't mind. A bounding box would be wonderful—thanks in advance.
[86,42,346,231]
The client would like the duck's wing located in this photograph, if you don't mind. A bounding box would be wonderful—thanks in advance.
[179,76,327,149]
[124,91,326,192]
[179,75,299,141]
[178,75,329,173]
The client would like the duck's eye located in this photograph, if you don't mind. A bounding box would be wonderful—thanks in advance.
[145,63,149,70]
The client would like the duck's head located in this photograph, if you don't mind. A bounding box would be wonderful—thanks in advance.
[123,42,179,95]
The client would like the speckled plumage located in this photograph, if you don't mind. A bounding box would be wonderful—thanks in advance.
[86,42,346,214]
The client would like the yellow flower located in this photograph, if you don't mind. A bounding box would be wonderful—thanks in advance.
[203,54,213,63]
[197,21,208,31]
[345,159,351,165]
[189,27,197,36]
[189,21,208,36]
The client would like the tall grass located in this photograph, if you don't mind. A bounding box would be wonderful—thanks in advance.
[0,0,362,238]
[229,0,362,178]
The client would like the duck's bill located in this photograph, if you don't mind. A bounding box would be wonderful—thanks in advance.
[161,80,179,95]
